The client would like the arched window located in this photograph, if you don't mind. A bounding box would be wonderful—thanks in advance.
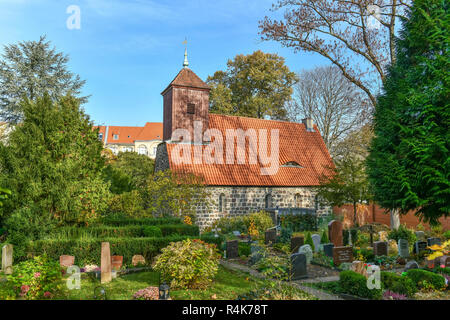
[294,193,303,207]
[138,145,148,156]
[218,194,226,212]
[265,194,273,209]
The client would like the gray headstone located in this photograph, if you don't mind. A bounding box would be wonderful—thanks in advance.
[427,237,441,246]
[414,241,427,254]
[226,240,239,259]
[415,231,425,240]
[404,260,419,272]
[311,234,321,253]
[1,244,13,275]
[398,239,409,258]
[290,253,307,280]
[298,244,313,264]
[373,241,388,256]
[323,243,334,258]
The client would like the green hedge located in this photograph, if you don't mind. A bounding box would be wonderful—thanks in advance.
[159,224,199,237]
[100,216,182,226]
[405,269,446,290]
[49,226,145,239]
[26,235,223,266]
[339,270,383,300]
[142,226,163,237]
[381,272,417,297]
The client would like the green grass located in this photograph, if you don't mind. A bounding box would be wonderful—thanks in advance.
[53,265,315,300]
[56,266,272,300]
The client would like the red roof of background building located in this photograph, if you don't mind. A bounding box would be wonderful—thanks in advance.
[93,123,163,144]
[166,114,334,187]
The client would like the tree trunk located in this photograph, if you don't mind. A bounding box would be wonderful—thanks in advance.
[353,202,358,227]
[390,208,400,230]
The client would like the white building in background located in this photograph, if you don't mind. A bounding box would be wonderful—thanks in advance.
[95,122,163,159]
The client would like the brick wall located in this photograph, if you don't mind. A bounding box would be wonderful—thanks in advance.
[333,203,450,230]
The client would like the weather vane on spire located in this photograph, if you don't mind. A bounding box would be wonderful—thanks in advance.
[182,37,189,68]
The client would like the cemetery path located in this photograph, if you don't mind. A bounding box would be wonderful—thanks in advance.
[219,260,343,301]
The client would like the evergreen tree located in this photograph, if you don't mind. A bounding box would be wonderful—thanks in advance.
[0,94,110,244]
[367,0,449,225]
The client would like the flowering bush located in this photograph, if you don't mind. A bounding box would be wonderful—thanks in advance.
[383,290,408,300]
[133,287,159,300]
[153,239,220,289]
[7,255,62,300]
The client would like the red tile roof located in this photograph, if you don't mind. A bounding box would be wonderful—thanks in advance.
[93,123,163,145]
[161,68,210,94]
[166,114,334,187]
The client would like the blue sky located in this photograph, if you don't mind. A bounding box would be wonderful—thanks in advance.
[0,0,329,126]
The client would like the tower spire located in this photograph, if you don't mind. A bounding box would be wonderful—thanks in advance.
[182,38,189,68]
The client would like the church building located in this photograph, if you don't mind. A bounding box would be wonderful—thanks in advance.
[155,52,334,228]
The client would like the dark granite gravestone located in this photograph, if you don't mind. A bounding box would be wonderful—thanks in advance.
[290,236,304,253]
[226,240,239,259]
[290,253,307,280]
[265,229,277,245]
[404,260,419,272]
[328,220,343,247]
[332,246,353,266]
[373,241,388,256]
[427,237,442,246]
[323,243,334,258]
[414,241,427,254]
[398,239,409,258]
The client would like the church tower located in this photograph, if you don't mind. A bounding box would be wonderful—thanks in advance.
[161,49,210,143]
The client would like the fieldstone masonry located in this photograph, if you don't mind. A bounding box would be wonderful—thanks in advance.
[194,186,331,229]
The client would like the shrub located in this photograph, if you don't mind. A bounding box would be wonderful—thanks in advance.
[339,270,383,300]
[381,272,417,297]
[255,255,289,280]
[320,229,329,244]
[108,190,145,218]
[238,242,251,257]
[280,213,316,232]
[382,290,408,300]
[353,247,375,262]
[100,216,182,226]
[142,226,162,238]
[388,225,416,244]
[153,239,220,289]
[304,232,315,252]
[215,211,274,235]
[158,224,199,237]
[405,269,446,291]
[7,255,62,300]
[49,226,145,239]
[444,230,450,240]
[277,227,292,244]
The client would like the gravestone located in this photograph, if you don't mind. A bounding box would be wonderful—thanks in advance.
[232,231,241,237]
[290,236,304,253]
[323,243,334,258]
[265,229,277,245]
[290,253,307,280]
[226,240,239,259]
[131,255,146,267]
[373,241,388,256]
[328,220,343,247]
[1,244,13,275]
[311,234,321,253]
[427,237,442,246]
[404,260,419,272]
[332,246,353,266]
[438,255,450,268]
[398,239,409,258]
[249,243,265,265]
[59,255,75,268]
[414,241,427,254]
[298,244,313,264]
[101,242,112,284]
[415,231,425,240]
[111,256,123,271]
[350,260,367,277]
